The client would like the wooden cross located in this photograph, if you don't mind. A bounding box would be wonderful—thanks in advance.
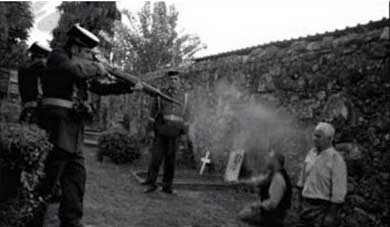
[199,151,211,175]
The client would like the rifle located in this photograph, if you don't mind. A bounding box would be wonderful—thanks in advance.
[93,53,182,106]
[103,64,182,106]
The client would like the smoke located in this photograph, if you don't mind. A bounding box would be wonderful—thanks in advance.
[189,80,310,175]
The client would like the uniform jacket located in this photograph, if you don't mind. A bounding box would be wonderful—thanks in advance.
[18,60,45,103]
[40,48,134,153]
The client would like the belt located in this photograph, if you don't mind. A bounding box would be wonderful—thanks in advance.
[303,197,331,205]
[163,114,184,123]
[41,98,73,109]
[23,101,38,108]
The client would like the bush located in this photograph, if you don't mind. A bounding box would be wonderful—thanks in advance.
[0,123,52,227]
[97,128,141,164]
[0,101,21,123]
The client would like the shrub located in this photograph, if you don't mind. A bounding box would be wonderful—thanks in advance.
[0,123,52,226]
[0,101,21,123]
[97,128,141,164]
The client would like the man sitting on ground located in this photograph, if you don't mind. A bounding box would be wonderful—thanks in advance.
[237,151,292,227]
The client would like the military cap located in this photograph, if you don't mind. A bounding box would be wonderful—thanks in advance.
[166,70,180,77]
[67,23,100,48]
[29,42,51,56]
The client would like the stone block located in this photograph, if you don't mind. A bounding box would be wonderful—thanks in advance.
[322,93,351,121]
[316,90,326,100]
[336,142,363,161]
[367,43,388,59]
[311,64,319,72]
[321,36,334,49]
[306,41,322,51]
[380,26,389,40]
[268,65,282,76]
[332,33,360,47]
[289,40,307,53]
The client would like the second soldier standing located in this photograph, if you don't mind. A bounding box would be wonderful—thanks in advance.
[143,71,190,194]
[17,42,51,124]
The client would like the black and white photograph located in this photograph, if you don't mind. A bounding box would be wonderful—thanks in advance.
[0,1,388,226]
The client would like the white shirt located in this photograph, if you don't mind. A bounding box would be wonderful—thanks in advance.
[297,147,347,203]
[262,172,286,211]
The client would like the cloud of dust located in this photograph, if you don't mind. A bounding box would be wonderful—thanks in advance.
[189,80,310,175]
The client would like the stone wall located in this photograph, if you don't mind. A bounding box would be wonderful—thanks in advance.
[0,68,21,123]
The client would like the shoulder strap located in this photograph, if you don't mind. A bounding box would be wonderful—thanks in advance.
[182,92,188,116]
[154,96,161,118]
[37,76,43,98]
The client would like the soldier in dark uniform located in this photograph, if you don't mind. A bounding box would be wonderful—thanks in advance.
[28,24,141,227]
[18,42,51,124]
[143,72,190,194]
[0,43,50,210]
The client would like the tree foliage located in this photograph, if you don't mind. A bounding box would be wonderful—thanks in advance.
[112,2,205,75]
[0,2,34,68]
[50,2,121,50]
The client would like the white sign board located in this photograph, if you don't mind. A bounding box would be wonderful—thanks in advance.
[224,149,245,182]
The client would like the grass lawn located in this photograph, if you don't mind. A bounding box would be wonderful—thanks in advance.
[44,146,258,227]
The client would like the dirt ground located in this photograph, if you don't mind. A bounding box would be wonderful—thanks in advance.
[44,146,258,227]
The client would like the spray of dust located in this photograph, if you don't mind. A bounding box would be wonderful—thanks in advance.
[189,80,310,175]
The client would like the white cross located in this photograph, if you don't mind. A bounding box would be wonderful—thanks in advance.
[199,151,211,175]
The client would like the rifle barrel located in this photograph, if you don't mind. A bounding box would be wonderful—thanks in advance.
[104,65,182,106]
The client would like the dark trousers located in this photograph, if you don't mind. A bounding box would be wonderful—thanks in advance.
[297,198,338,227]
[27,148,86,227]
[146,134,178,189]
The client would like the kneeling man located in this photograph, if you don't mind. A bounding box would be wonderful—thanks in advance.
[238,151,292,227]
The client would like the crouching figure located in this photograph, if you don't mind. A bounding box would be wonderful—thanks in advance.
[237,151,292,227]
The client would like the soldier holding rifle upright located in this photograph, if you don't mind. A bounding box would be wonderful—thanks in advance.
[18,42,51,124]
[27,23,142,227]
[143,71,190,194]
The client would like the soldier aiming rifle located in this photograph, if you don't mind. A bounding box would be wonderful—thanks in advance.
[27,23,144,227]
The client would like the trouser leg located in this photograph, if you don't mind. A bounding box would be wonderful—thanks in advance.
[162,137,177,189]
[297,199,330,227]
[146,135,165,186]
[58,154,86,227]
